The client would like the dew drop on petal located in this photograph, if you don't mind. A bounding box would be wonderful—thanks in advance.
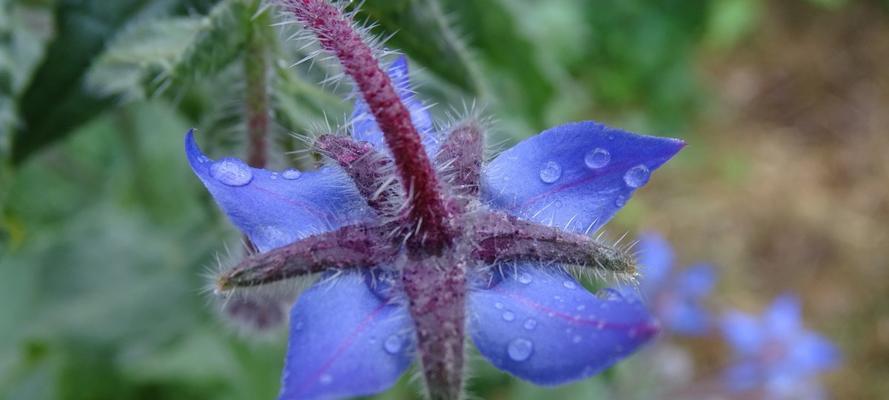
[210,158,253,186]
[384,335,403,354]
[615,195,627,207]
[495,302,504,310]
[507,338,534,362]
[538,161,562,183]
[282,168,302,180]
[319,374,333,385]
[623,165,650,188]
[576,304,586,311]
[562,280,577,289]
[584,148,611,169]
[518,272,533,284]
[573,335,582,344]
[502,311,516,322]
[523,318,537,331]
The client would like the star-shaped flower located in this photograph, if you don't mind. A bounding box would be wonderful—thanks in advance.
[625,233,717,336]
[721,295,840,399]
[186,1,684,399]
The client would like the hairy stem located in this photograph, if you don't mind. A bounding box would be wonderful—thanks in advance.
[217,223,397,291]
[244,5,271,169]
[243,5,272,253]
[282,0,453,252]
[401,253,466,400]
[315,134,402,215]
[471,212,637,276]
[435,119,484,198]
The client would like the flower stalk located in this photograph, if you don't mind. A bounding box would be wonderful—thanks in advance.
[281,0,454,253]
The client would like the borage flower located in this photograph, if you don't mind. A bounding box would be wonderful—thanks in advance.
[187,1,684,399]
[721,295,840,399]
[624,233,716,336]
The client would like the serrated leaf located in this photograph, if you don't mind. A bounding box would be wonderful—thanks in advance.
[86,18,205,101]
[87,0,253,101]
[10,0,240,165]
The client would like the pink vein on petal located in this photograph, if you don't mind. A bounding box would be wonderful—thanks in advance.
[252,183,333,223]
[294,302,390,395]
[491,285,659,335]
[516,158,659,211]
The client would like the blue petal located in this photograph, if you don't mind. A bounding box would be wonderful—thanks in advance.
[661,300,711,336]
[185,130,372,252]
[482,121,684,234]
[724,361,760,392]
[765,294,802,339]
[675,264,716,299]
[280,272,414,400]
[790,332,840,373]
[351,56,437,154]
[721,311,764,355]
[637,232,675,292]
[468,264,659,385]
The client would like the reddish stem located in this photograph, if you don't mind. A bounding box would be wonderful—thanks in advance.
[283,0,453,252]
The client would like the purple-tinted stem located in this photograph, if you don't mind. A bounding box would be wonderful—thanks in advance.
[401,254,466,400]
[435,120,483,198]
[471,212,636,274]
[223,211,634,290]
[243,12,271,253]
[217,223,397,290]
[315,134,401,215]
[282,0,454,253]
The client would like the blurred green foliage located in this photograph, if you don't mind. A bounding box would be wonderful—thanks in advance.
[0,0,864,398]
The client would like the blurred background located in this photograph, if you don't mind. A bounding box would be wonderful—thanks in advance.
[1,0,887,398]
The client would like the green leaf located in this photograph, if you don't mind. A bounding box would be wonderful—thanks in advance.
[11,0,156,164]
[358,0,554,128]
[356,0,485,94]
[437,0,554,126]
[87,0,253,102]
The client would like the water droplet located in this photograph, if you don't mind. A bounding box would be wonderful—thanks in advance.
[562,280,577,289]
[502,311,516,322]
[293,320,304,331]
[282,168,302,180]
[576,305,586,311]
[523,318,537,331]
[573,335,582,343]
[507,338,533,361]
[384,335,403,354]
[319,374,333,385]
[623,165,650,188]
[495,302,504,310]
[210,158,253,186]
[584,148,611,169]
[518,273,533,284]
[615,195,627,207]
[538,161,562,184]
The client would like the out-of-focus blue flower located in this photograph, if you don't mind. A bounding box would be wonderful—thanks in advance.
[187,57,683,399]
[625,233,716,336]
[721,294,840,399]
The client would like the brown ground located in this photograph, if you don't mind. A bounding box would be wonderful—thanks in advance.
[633,1,889,397]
